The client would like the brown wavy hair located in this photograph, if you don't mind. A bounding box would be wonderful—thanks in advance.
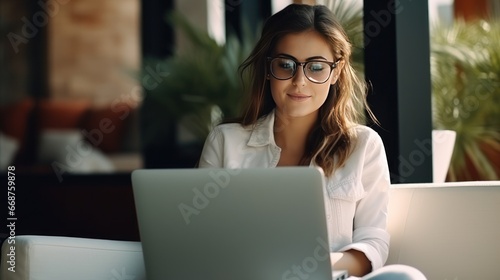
[233,4,375,176]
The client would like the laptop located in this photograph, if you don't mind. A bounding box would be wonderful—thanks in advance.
[131,167,348,280]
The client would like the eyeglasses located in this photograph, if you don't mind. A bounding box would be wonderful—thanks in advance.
[267,56,341,84]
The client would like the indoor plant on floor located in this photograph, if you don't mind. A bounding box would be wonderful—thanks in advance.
[431,19,500,181]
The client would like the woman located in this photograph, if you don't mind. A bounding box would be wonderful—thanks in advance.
[199,4,425,279]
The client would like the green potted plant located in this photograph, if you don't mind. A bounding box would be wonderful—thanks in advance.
[328,1,500,180]
[138,13,258,167]
[430,19,500,180]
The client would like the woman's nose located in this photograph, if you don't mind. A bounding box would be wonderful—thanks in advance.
[292,65,307,86]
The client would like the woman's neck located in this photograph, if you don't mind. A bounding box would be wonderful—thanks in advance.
[273,110,317,160]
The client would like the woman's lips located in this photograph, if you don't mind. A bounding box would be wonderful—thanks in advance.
[287,94,311,101]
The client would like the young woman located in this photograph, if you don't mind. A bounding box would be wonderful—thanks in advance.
[198,4,425,279]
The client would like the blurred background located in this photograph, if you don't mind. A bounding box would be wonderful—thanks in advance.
[0,0,499,181]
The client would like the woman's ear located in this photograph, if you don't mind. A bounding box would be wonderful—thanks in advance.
[330,60,345,85]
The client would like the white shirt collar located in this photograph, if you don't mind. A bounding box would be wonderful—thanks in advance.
[247,110,276,147]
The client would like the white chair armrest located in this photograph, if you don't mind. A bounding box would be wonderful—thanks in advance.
[1,235,145,280]
[387,183,500,279]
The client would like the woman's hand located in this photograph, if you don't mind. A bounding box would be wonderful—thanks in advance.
[331,249,372,277]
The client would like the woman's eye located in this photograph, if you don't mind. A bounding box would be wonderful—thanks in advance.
[278,60,295,69]
[308,63,326,72]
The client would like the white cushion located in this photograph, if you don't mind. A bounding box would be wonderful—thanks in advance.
[0,235,145,280]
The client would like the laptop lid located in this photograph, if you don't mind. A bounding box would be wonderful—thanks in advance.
[132,167,342,280]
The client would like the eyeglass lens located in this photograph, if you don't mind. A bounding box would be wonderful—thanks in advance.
[270,58,332,83]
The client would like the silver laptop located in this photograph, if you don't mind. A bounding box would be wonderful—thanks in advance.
[131,167,348,280]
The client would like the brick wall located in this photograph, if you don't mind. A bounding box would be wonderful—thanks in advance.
[48,0,140,105]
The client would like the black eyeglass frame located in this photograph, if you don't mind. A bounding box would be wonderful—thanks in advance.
[267,56,342,84]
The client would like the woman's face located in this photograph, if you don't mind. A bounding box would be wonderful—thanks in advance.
[269,30,341,120]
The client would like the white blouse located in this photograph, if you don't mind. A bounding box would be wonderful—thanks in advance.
[198,111,391,271]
